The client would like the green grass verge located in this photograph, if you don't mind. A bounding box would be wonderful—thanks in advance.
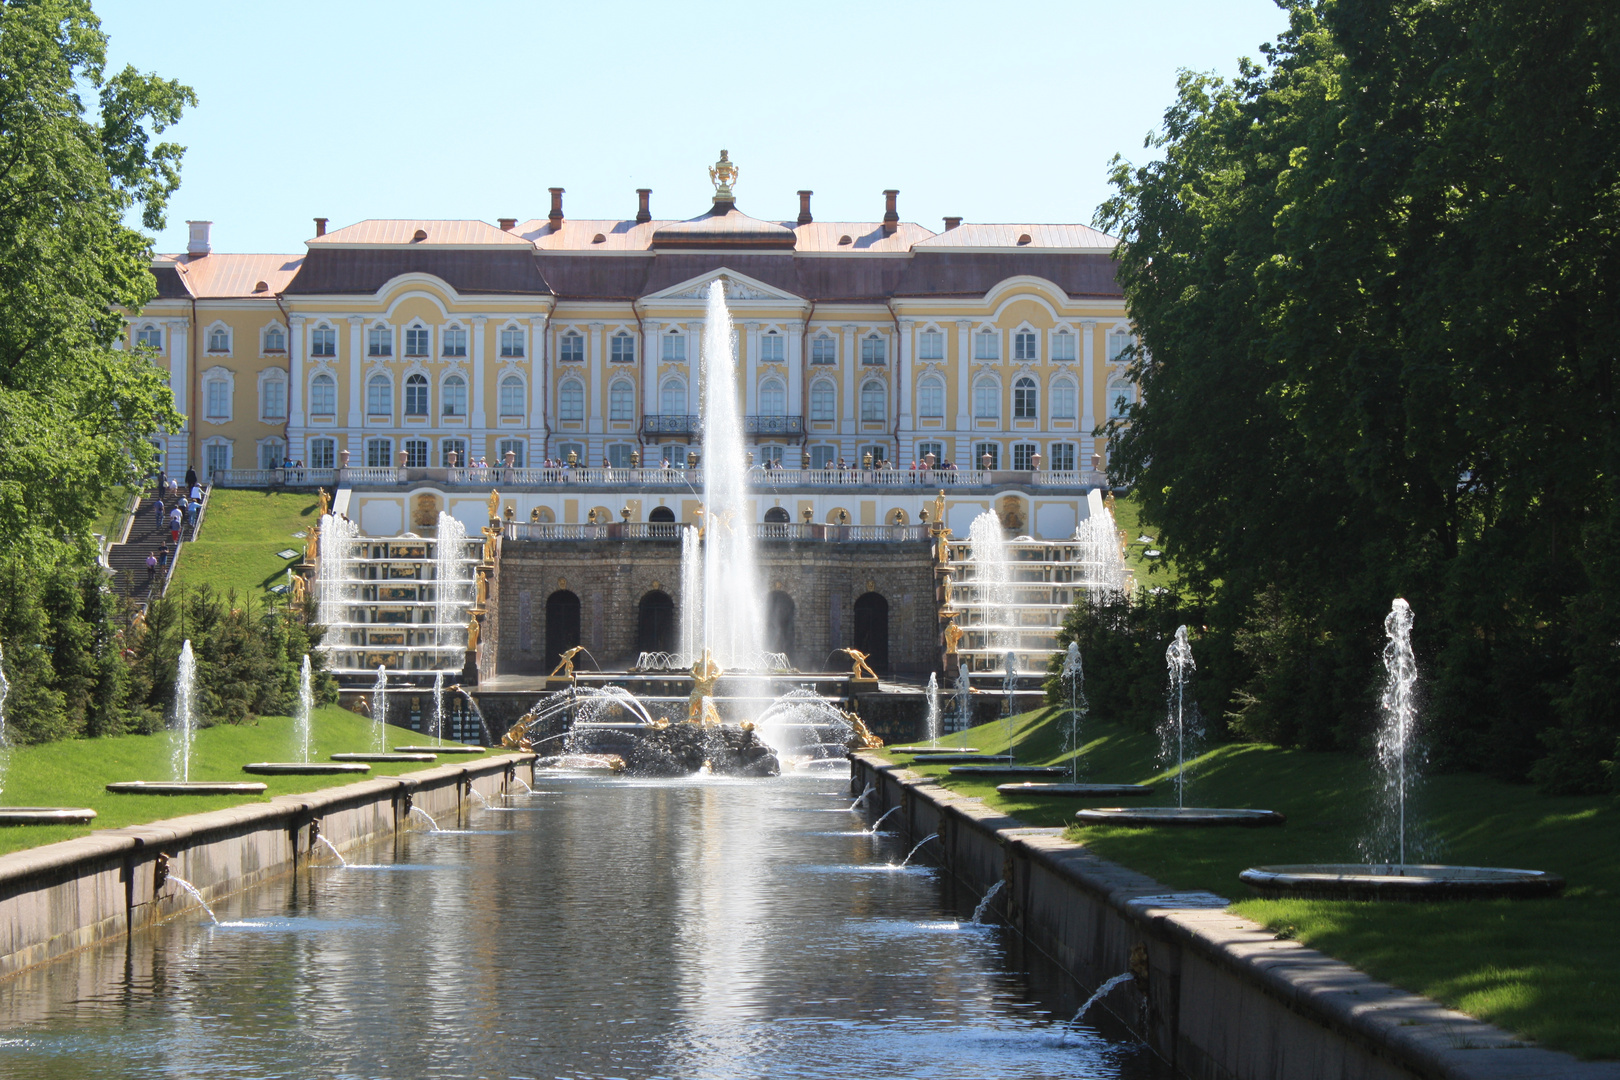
[169,489,320,600]
[882,708,1620,1059]
[0,705,484,857]
[1109,490,1177,588]
[92,485,133,542]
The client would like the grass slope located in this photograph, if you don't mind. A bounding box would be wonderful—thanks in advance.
[0,705,483,857]
[169,489,319,600]
[883,708,1620,1059]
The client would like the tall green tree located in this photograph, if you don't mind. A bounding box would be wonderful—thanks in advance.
[1098,0,1620,788]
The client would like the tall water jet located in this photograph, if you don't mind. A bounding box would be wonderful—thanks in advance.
[967,511,1012,658]
[371,666,388,753]
[171,641,197,782]
[954,664,972,732]
[434,511,470,653]
[431,670,445,746]
[296,655,314,763]
[316,512,360,633]
[1060,642,1089,783]
[1001,651,1019,763]
[697,280,761,667]
[1372,598,1420,866]
[679,524,701,661]
[924,672,940,746]
[1160,626,1200,809]
[0,642,10,801]
[1075,490,1130,598]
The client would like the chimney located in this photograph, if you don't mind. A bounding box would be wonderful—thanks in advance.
[882,190,899,236]
[548,187,565,230]
[635,188,652,224]
[943,216,962,231]
[797,190,814,225]
[186,220,212,256]
[498,217,516,231]
[313,217,328,237]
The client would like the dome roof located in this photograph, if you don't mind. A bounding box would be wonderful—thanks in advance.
[650,199,796,251]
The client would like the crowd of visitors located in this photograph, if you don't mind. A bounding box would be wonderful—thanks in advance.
[141,466,206,591]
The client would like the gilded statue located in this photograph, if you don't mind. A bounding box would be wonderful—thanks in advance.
[688,648,723,724]
[317,487,331,519]
[708,149,740,198]
[502,711,535,751]
[549,645,586,681]
[466,613,480,652]
[475,570,488,609]
[487,489,500,523]
[943,618,963,656]
[482,529,498,565]
[305,521,320,563]
[840,648,879,682]
[840,707,885,750]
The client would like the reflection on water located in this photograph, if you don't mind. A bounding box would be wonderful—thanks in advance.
[0,773,1167,1080]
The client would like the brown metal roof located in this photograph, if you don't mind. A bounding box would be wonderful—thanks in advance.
[284,249,550,296]
[150,262,191,300]
[791,221,934,252]
[309,219,533,247]
[521,219,670,251]
[162,253,305,298]
[896,252,1123,298]
[650,202,797,250]
[913,223,1118,252]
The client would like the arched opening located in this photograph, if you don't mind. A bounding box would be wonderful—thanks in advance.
[636,591,675,653]
[765,591,795,657]
[544,590,581,671]
[763,506,791,524]
[853,592,890,676]
[648,504,676,538]
[648,506,675,522]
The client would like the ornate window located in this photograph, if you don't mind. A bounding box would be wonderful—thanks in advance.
[917,376,945,418]
[442,326,467,357]
[861,333,886,365]
[973,377,1000,420]
[810,445,836,469]
[310,373,336,416]
[860,380,886,422]
[441,374,466,417]
[1049,442,1076,471]
[974,328,999,361]
[660,379,685,415]
[1013,376,1038,419]
[262,324,286,353]
[308,438,336,470]
[917,441,945,465]
[367,324,392,357]
[918,329,944,360]
[1014,331,1038,362]
[204,370,232,420]
[974,442,1000,470]
[1013,442,1036,470]
[661,328,686,363]
[404,373,429,416]
[500,326,525,357]
[560,330,585,364]
[1108,380,1135,419]
[759,378,785,416]
[203,439,232,475]
[607,443,636,469]
[440,438,467,467]
[810,379,836,421]
[557,378,583,420]
[311,324,336,357]
[497,438,525,467]
[1051,379,1077,420]
[1108,329,1132,363]
[609,379,635,421]
[1052,329,1076,362]
[365,437,392,467]
[404,438,429,468]
[610,332,635,364]
[811,334,836,365]
[207,326,230,353]
[759,330,784,363]
[366,373,391,416]
[260,371,288,421]
[404,325,429,357]
[501,375,527,417]
[135,324,163,350]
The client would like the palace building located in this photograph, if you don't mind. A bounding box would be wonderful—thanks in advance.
[131,158,1136,526]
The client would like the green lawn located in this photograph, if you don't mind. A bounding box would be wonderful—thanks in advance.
[92,485,133,543]
[169,489,320,600]
[882,708,1620,1059]
[0,705,485,857]
[1108,490,1178,588]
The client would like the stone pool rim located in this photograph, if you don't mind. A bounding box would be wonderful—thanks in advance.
[0,807,98,824]
[1238,863,1566,901]
[106,781,269,796]
[1074,806,1286,827]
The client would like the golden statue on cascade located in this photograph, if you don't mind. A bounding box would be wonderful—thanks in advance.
[688,648,723,725]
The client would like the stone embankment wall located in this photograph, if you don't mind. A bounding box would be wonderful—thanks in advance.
[0,755,534,980]
[851,753,1619,1080]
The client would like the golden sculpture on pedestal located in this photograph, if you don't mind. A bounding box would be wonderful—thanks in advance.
[943,617,963,656]
[841,648,879,683]
[305,521,320,564]
[708,149,740,199]
[466,613,480,652]
[688,648,723,724]
[318,487,331,519]
[549,645,586,681]
[840,707,885,749]
[487,489,500,523]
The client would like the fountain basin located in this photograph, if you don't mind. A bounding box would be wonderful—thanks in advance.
[892,746,980,755]
[995,783,1154,798]
[242,762,372,775]
[913,753,1011,764]
[330,753,436,763]
[948,765,1068,778]
[395,745,484,754]
[107,781,268,796]
[1076,807,1285,827]
[1239,863,1565,901]
[0,807,97,825]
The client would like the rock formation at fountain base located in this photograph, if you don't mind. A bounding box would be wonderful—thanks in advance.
[624,723,780,778]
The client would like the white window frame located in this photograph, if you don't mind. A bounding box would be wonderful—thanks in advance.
[811,333,836,365]
[202,437,233,476]
[809,378,836,421]
[205,322,232,355]
[366,372,393,417]
[501,373,528,418]
[610,332,635,364]
[1051,377,1077,420]
[365,437,393,468]
[309,371,337,417]
[135,323,163,350]
[1012,442,1037,470]
[607,442,636,469]
[860,379,886,422]
[974,442,1001,470]
[403,372,430,417]
[659,378,686,416]
[556,377,583,421]
[1108,327,1133,364]
[973,376,1000,420]
[1051,327,1077,362]
[861,333,886,366]
[308,437,336,470]
[609,378,635,421]
[1048,442,1077,471]
[258,368,288,422]
[202,365,234,423]
[310,323,337,358]
[758,330,785,363]
[1013,376,1038,420]
[559,330,585,365]
[660,328,686,364]
[403,323,431,358]
[1108,381,1135,419]
[497,438,526,467]
[403,437,430,468]
[758,378,786,417]
[440,437,468,467]
[917,375,945,419]
[974,328,1000,361]
[918,328,945,361]
[499,324,525,358]
[367,323,393,358]
[261,323,287,354]
[441,372,467,418]
[258,436,288,470]
[442,324,468,357]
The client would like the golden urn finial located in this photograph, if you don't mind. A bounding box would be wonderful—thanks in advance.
[708,150,739,201]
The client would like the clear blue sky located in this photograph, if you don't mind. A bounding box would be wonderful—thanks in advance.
[96,0,1291,255]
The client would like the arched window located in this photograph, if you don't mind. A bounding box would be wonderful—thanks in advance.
[810,379,836,421]
[1013,330,1038,362]
[917,376,945,418]
[442,325,467,357]
[260,371,287,421]
[610,332,635,364]
[1108,381,1135,418]
[311,324,336,357]
[367,324,391,357]
[1051,378,1077,420]
[860,380,886,422]
[1108,329,1132,363]
[442,374,466,417]
[973,378,1000,420]
[974,328,999,361]
[557,378,583,420]
[135,324,163,350]
[404,325,429,357]
[1013,376,1038,419]
[861,333,886,365]
[263,325,286,353]
[310,373,336,416]
[207,326,230,353]
[763,506,792,524]
[660,379,685,416]
[367,373,391,416]
[609,379,634,421]
[759,378,785,416]
[403,373,429,416]
[661,328,686,363]
[1052,328,1077,362]
[559,329,584,364]
[811,334,836,365]
[501,375,527,417]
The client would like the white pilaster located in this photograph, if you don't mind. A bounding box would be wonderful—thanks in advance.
[165,319,190,471]
[470,316,488,428]
[897,319,913,454]
[642,320,661,417]
[954,319,971,439]
[744,321,759,419]
[588,322,604,437]
[346,316,364,429]
[786,320,804,415]
[530,314,549,449]
[687,323,701,415]
[1080,319,1096,461]
[841,324,857,438]
[287,314,306,428]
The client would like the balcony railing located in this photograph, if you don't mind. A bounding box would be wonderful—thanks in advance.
[641,414,699,435]
[505,521,930,543]
[743,415,805,437]
[210,467,339,487]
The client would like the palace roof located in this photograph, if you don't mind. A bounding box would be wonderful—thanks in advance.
[152,253,305,299]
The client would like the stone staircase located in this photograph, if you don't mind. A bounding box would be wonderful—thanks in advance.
[105,487,208,603]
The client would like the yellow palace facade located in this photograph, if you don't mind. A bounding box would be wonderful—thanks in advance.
[128,165,1136,536]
